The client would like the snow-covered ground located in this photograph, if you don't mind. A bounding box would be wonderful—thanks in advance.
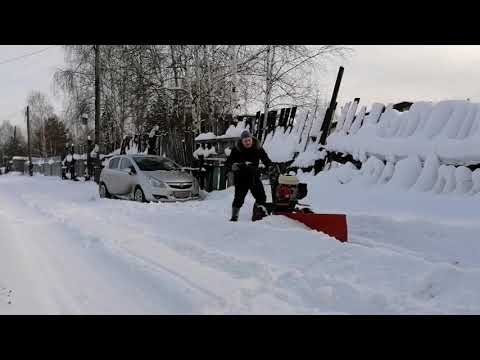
[1,172,480,314]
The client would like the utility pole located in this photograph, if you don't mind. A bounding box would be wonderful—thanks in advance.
[319,66,344,146]
[261,45,275,143]
[94,44,101,149]
[26,106,33,176]
[314,66,345,175]
[230,45,238,122]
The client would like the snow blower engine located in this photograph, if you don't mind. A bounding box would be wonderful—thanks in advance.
[252,164,311,221]
[270,166,310,213]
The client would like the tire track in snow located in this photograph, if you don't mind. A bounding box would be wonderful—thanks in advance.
[19,192,328,313]
[1,186,215,313]
[19,194,280,313]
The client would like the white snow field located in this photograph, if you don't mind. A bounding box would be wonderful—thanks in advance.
[1,172,480,315]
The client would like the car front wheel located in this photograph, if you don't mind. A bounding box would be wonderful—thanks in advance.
[99,183,111,199]
[134,187,147,203]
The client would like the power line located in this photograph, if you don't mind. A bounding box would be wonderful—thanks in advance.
[0,46,58,66]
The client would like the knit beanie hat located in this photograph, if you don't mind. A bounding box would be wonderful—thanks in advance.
[240,129,252,139]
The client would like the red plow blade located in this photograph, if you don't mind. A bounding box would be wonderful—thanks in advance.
[275,212,348,242]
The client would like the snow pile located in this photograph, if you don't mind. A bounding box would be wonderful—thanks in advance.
[291,142,326,168]
[262,110,326,164]
[454,166,473,194]
[105,141,146,157]
[412,154,440,192]
[350,156,384,186]
[262,128,299,163]
[313,150,480,198]
[387,156,422,190]
[193,145,217,159]
[432,165,456,194]
[327,100,480,166]
[218,120,248,139]
[363,103,385,126]
[195,132,217,141]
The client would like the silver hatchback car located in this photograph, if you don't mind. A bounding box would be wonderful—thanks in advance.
[99,154,200,202]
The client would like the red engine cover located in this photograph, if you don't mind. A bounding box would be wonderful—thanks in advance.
[277,184,292,200]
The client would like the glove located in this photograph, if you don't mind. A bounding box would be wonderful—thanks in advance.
[231,163,240,172]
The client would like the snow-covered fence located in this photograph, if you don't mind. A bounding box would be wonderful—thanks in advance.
[192,107,333,175]
[25,157,63,177]
[11,157,28,172]
[322,99,480,196]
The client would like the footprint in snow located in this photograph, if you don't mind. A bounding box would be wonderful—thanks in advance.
[0,287,13,305]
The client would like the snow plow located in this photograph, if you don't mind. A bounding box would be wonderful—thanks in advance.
[253,164,348,242]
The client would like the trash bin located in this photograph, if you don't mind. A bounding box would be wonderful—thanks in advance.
[203,159,229,192]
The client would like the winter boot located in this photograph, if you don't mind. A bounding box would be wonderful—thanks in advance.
[230,207,240,222]
[252,203,267,221]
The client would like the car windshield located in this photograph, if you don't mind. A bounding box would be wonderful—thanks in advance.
[133,157,180,171]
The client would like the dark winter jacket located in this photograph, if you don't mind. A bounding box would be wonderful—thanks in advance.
[225,137,272,173]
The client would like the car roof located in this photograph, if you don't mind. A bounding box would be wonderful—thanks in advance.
[112,154,160,158]
[117,154,173,161]
[128,154,166,159]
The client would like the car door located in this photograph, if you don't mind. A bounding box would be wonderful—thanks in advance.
[105,156,121,195]
[116,157,136,195]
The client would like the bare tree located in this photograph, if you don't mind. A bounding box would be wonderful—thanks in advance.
[53,45,350,164]
[26,91,55,158]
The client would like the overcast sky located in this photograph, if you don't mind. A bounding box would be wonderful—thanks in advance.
[0,45,64,133]
[324,45,480,108]
[2,45,480,134]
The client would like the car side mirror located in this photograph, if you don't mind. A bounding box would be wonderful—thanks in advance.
[128,166,136,175]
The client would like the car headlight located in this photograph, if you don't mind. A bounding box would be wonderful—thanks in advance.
[147,176,166,188]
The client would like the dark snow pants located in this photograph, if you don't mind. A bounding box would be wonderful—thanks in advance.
[232,171,267,209]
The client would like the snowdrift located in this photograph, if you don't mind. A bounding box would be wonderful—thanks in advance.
[318,99,480,197]
[314,152,480,196]
[326,100,480,166]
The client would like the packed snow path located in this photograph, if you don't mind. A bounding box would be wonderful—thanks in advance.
[1,174,480,314]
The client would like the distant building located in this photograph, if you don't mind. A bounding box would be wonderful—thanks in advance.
[393,102,413,112]
[11,156,28,172]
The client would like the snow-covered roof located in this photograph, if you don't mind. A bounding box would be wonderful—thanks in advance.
[195,121,248,142]
[195,132,217,141]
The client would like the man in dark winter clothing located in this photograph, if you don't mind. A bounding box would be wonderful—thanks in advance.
[225,129,273,221]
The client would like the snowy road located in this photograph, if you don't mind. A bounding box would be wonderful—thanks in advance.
[1,174,480,314]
